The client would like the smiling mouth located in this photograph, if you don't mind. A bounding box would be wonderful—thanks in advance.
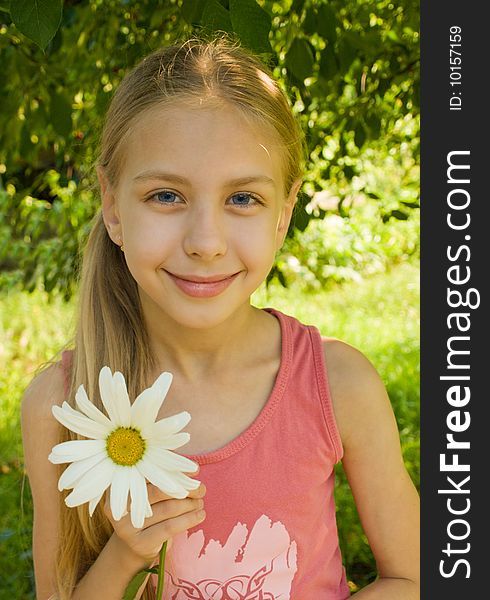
[163,270,241,298]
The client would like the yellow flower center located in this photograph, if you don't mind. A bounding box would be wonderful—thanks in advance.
[106,427,146,466]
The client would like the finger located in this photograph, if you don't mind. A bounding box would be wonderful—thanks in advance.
[187,482,206,499]
[141,497,204,530]
[103,490,114,521]
[139,508,206,547]
[103,487,130,523]
[147,482,206,504]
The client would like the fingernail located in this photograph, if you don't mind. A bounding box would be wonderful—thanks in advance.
[197,510,206,521]
[197,499,204,509]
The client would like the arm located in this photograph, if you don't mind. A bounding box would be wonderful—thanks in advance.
[21,363,67,600]
[71,534,151,600]
[22,362,205,600]
[324,340,420,599]
[21,364,142,600]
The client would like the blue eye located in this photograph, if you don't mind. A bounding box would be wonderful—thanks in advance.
[229,192,259,207]
[153,191,180,204]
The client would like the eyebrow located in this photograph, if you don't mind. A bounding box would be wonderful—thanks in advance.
[132,170,276,188]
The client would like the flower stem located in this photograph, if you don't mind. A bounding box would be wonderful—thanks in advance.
[155,541,167,600]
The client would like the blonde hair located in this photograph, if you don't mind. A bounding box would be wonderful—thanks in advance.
[55,36,305,599]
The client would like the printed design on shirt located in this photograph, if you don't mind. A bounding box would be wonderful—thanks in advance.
[164,514,298,599]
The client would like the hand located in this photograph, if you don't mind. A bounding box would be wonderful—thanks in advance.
[104,478,206,565]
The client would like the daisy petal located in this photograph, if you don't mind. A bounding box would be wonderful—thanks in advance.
[57,451,108,491]
[148,431,190,450]
[65,458,116,507]
[98,366,119,424]
[89,491,104,517]
[137,457,188,499]
[170,471,202,491]
[146,446,198,473]
[128,468,150,529]
[50,365,200,513]
[52,404,110,439]
[60,400,92,420]
[110,466,131,521]
[113,371,131,427]
[75,385,112,428]
[151,412,191,438]
[131,372,173,432]
[48,439,106,464]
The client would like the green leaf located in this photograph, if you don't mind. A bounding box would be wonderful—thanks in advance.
[343,30,371,52]
[49,91,72,138]
[343,165,355,179]
[277,268,287,288]
[150,7,173,29]
[365,113,381,138]
[19,121,34,160]
[201,0,232,34]
[337,36,356,73]
[412,80,420,109]
[400,201,420,209]
[390,209,409,220]
[285,38,315,82]
[319,44,337,80]
[10,0,63,50]
[317,4,337,44]
[291,0,306,15]
[354,123,366,149]
[122,570,148,600]
[292,204,310,232]
[302,7,316,36]
[229,0,271,53]
[377,77,391,96]
[181,0,206,26]
[266,265,288,288]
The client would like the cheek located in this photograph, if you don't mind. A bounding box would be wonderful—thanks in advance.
[120,207,176,256]
[234,221,279,266]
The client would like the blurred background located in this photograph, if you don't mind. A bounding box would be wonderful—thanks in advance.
[0,0,419,597]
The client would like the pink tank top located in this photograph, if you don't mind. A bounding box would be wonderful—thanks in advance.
[62,308,350,599]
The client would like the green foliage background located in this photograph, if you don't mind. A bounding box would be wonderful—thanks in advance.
[0,0,419,597]
[0,0,419,297]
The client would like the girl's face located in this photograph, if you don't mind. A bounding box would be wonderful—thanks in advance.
[101,101,299,330]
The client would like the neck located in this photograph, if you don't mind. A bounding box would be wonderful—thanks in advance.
[142,300,266,381]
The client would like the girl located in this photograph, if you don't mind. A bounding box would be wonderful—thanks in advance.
[21,38,419,600]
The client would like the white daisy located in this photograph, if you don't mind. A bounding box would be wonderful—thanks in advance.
[48,366,200,529]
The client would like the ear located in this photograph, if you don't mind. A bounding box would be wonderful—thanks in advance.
[97,166,122,244]
[275,179,302,251]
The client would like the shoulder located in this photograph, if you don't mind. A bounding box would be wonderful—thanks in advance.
[22,360,66,423]
[21,362,67,599]
[321,338,394,451]
[322,340,420,587]
[21,362,66,484]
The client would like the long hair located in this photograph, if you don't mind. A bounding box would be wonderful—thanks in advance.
[55,36,305,599]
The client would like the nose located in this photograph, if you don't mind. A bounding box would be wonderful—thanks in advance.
[183,205,227,260]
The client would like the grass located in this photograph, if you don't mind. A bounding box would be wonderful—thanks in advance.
[0,261,419,598]
[0,290,74,599]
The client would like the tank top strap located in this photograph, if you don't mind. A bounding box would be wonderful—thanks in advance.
[264,307,344,464]
[60,349,74,400]
[308,326,344,463]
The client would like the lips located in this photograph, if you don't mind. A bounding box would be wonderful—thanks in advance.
[164,270,241,298]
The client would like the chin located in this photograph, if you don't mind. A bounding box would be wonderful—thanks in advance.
[188,302,245,327]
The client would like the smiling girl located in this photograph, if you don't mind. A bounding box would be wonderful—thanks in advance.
[21,38,419,600]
